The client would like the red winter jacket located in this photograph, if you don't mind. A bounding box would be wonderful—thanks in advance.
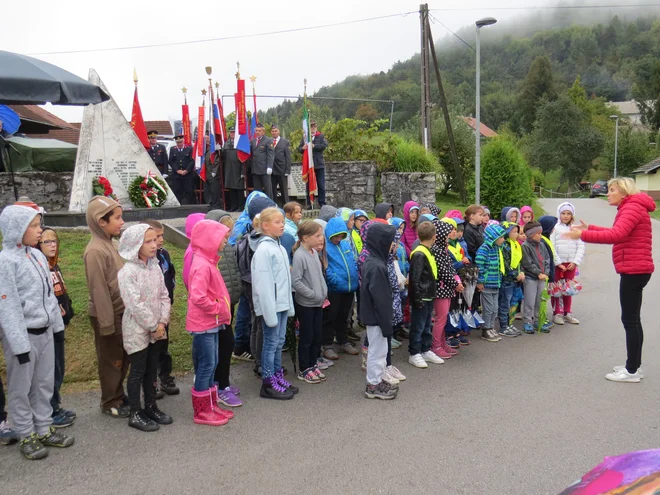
[581,193,655,275]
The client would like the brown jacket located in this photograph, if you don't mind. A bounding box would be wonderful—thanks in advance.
[84,196,125,335]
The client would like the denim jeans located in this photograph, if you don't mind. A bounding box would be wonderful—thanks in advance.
[50,334,65,411]
[233,294,252,351]
[261,311,288,379]
[192,331,219,392]
[498,284,516,330]
[409,300,433,355]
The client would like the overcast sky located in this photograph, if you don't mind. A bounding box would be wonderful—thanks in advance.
[2,0,586,124]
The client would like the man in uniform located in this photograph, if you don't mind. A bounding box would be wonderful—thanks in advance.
[147,130,168,176]
[222,127,245,211]
[204,134,223,210]
[270,125,290,206]
[249,123,274,200]
[168,134,195,204]
[298,121,328,208]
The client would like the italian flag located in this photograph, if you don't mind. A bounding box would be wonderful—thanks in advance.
[301,97,317,203]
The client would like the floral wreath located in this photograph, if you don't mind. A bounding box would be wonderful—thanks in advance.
[128,172,168,208]
[92,176,118,201]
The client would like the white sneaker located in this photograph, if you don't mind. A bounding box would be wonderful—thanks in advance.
[381,368,400,386]
[408,354,428,369]
[605,368,641,383]
[564,313,580,324]
[421,350,445,364]
[613,365,644,379]
[386,365,406,381]
[391,338,401,349]
[553,314,565,325]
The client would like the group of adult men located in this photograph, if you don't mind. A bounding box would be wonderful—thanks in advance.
[145,121,328,211]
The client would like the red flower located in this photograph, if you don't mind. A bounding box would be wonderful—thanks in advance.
[139,183,148,190]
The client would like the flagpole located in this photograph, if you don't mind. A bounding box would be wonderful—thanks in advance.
[250,75,257,125]
[237,61,249,202]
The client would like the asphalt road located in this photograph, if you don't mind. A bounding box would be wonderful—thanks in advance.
[2,198,659,495]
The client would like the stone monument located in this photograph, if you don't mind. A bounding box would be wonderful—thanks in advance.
[69,69,180,212]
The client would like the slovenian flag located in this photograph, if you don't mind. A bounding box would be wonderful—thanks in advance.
[234,79,251,163]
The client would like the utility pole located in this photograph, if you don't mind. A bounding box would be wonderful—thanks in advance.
[419,4,432,150]
[425,13,467,204]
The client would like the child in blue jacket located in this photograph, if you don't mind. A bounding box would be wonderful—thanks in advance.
[475,224,506,344]
[322,217,360,359]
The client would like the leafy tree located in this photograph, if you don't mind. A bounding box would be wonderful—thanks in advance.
[528,95,605,188]
[600,126,657,177]
[478,137,534,214]
[632,55,660,131]
[429,113,475,196]
[354,103,380,123]
[516,56,557,134]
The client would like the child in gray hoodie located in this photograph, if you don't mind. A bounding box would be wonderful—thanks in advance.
[0,205,73,460]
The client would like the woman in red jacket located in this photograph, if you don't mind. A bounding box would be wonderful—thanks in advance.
[566,178,655,383]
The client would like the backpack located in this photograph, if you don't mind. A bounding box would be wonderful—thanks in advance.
[236,229,256,283]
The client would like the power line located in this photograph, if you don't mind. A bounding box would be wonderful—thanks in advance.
[429,13,475,52]
[27,4,660,56]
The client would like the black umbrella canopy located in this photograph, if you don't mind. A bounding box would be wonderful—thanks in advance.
[0,50,111,105]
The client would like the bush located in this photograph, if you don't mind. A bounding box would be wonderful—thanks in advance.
[392,139,439,173]
[479,137,534,214]
[530,167,546,190]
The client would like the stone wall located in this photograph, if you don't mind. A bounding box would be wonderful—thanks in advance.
[381,172,436,213]
[324,161,377,212]
[0,172,73,212]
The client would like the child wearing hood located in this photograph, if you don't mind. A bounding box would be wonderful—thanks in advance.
[374,203,394,223]
[550,202,584,325]
[521,222,552,334]
[352,209,368,254]
[118,224,173,432]
[402,201,420,255]
[360,223,399,400]
[37,227,76,428]
[187,219,234,424]
[84,196,130,418]
[322,217,360,359]
[498,222,524,337]
[389,217,411,340]
[0,205,73,460]
[539,215,562,285]
[476,223,507,342]
[500,207,521,224]
[481,207,491,227]
[251,207,297,400]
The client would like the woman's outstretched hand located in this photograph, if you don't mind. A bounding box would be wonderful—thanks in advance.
[564,227,583,240]
[574,220,589,231]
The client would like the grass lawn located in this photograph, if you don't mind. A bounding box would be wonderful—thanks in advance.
[0,230,194,392]
[652,202,660,220]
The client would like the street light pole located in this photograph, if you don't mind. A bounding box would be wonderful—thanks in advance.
[475,17,497,205]
[610,115,619,178]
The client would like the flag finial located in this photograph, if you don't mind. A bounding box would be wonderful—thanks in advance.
[205,66,212,76]
[249,75,256,84]
[214,81,219,91]
[235,61,240,80]
[133,68,138,85]
[201,89,207,96]
[181,86,187,94]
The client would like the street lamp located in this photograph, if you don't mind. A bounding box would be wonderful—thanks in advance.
[610,115,619,178]
[475,16,497,205]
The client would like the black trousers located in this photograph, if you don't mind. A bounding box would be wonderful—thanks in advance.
[127,344,158,412]
[155,324,173,380]
[205,177,223,210]
[322,292,354,346]
[296,303,323,371]
[271,174,289,206]
[620,273,651,373]
[253,174,273,200]
[213,324,235,389]
[228,189,245,212]
[50,333,65,411]
[0,375,6,423]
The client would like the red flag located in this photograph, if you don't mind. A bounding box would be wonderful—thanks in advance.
[194,105,206,182]
[302,146,317,203]
[130,87,149,148]
[182,103,192,146]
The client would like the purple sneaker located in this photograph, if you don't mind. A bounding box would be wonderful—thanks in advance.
[217,388,243,407]
[227,385,240,396]
[276,368,299,395]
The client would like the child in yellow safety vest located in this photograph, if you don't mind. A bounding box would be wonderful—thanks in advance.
[498,222,525,337]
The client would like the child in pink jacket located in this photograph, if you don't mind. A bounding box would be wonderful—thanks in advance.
[181,213,205,290]
[186,220,233,426]
[402,201,420,256]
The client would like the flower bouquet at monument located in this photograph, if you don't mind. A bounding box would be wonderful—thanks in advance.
[129,172,168,208]
[92,176,118,201]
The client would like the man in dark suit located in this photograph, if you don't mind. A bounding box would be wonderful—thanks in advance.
[250,123,274,199]
[147,130,169,176]
[222,127,245,211]
[168,134,195,204]
[204,134,223,210]
[270,125,290,206]
[298,121,328,208]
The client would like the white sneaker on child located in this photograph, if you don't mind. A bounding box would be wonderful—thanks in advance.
[381,368,400,386]
[553,314,565,325]
[564,314,580,324]
[421,350,445,364]
[613,365,644,379]
[386,365,406,381]
[605,368,641,383]
[408,354,428,369]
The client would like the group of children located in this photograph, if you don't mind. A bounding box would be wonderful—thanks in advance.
[0,193,587,459]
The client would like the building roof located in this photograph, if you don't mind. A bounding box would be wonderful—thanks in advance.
[632,156,660,175]
[608,101,640,116]
[461,116,498,138]
[27,119,173,145]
